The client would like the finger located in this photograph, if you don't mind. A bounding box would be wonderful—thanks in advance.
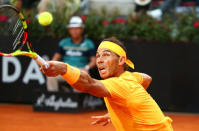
[91,116,104,119]
[91,120,100,125]
[40,66,46,71]
[108,119,111,123]
[91,121,97,125]
[91,119,110,126]
[91,119,104,125]
[102,121,109,126]
[103,119,111,126]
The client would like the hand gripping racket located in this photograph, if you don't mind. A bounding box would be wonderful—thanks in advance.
[0,4,49,68]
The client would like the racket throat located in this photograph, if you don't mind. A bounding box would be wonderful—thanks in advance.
[10,50,37,58]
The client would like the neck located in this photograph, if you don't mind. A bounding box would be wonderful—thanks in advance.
[72,36,83,44]
[115,67,125,77]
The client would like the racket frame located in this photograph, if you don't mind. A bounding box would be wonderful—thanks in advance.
[0,4,49,68]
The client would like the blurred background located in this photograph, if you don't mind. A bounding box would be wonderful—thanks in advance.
[0,0,199,130]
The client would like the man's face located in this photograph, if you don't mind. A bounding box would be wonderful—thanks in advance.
[69,27,83,39]
[96,48,120,79]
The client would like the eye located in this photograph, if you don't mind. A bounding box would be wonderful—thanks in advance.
[103,52,110,56]
[96,54,100,58]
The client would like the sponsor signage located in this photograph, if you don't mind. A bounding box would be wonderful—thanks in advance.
[33,91,105,113]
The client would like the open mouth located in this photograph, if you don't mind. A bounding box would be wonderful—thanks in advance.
[98,66,106,74]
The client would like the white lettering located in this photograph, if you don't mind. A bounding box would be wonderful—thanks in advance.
[83,96,104,109]
[23,59,45,85]
[66,50,82,56]
[2,57,21,83]
[35,94,78,110]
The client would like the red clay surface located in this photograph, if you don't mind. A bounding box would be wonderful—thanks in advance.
[0,104,199,131]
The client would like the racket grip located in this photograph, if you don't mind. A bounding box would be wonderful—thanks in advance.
[34,55,49,68]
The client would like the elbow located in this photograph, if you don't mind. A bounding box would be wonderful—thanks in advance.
[148,76,152,84]
[72,83,90,93]
[142,75,152,90]
[145,74,152,84]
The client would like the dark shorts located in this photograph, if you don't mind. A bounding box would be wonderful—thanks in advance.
[135,3,151,12]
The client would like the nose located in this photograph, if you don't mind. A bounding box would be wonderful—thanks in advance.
[96,56,104,65]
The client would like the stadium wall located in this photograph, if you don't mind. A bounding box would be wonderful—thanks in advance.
[0,37,198,113]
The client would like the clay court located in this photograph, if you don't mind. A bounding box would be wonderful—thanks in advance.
[0,104,199,131]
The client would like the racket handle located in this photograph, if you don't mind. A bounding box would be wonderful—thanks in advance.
[34,55,49,68]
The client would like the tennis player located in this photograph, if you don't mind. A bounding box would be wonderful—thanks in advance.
[41,37,173,131]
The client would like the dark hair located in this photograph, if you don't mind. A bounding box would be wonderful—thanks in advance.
[102,37,129,71]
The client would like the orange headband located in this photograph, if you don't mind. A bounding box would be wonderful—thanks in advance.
[98,41,134,69]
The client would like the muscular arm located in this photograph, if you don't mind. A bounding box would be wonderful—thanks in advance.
[72,70,110,97]
[140,73,152,90]
[42,61,110,97]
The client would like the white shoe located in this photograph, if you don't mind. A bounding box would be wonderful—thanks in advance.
[147,9,162,20]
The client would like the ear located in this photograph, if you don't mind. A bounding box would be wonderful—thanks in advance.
[118,56,126,66]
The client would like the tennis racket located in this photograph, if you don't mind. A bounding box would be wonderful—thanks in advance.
[0,4,49,68]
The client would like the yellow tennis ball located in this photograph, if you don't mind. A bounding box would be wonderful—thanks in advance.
[38,12,53,26]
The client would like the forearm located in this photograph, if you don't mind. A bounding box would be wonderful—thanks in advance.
[71,70,94,92]
[72,71,109,97]
[61,64,105,97]
[42,61,110,97]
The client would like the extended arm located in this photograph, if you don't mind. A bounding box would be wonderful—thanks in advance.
[72,69,110,97]
[42,61,110,97]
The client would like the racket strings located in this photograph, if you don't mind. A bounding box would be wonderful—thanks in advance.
[13,26,24,50]
[9,11,24,51]
[0,7,24,54]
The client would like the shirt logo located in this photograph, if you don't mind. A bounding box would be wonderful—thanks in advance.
[66,50,82,56]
